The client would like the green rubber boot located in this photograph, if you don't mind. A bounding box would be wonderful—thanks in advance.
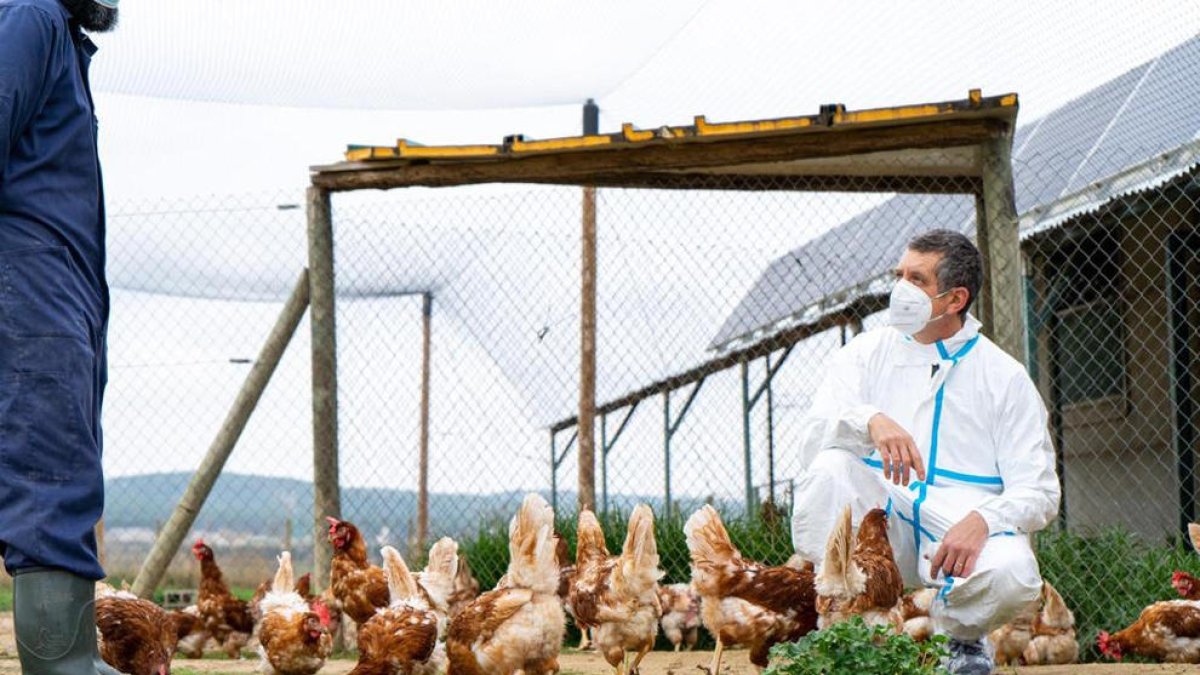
[13,568,122,675]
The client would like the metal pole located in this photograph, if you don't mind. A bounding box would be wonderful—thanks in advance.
[601,413,609,513]
[308,186,341,591]
[1167,231,1196,536]
[663,391,672,519]
[765,355,776,505]
[741,361,754,515]
[417,292,433,553]
[131,270,311,597]
[550,431,559,515]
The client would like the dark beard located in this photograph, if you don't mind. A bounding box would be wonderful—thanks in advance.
[60,0,118,33]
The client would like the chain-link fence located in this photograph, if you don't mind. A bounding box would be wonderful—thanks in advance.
[31,64,1192,662]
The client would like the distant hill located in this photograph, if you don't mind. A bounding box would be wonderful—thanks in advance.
[104,472,551,542]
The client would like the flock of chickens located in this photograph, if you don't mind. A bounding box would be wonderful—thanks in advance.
[89,498,1200,674]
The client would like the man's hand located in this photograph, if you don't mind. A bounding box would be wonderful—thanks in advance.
[930,511,989,579]
[868,413,926,485]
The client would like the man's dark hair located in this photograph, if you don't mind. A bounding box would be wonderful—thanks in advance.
[907,229,982,318]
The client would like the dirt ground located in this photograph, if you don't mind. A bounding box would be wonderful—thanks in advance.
[0,614,1196,674]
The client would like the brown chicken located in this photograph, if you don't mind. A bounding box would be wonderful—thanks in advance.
[815,506,903,629]
[1171,523,1200,600]
[1098,600,1200,662]
[684,505,817,673]
[328,517,391,626]
[1022,581,1078,665]
[658,583,701,652]
[170,606,209,659]
[192,539,255,658]
[889,588,937,642]
[350,544,456,675]
[989,596,1038,666]
[567,506,663,675]
[447,551,482,616]
[447,493,565,674]
[95,584,177,675]
[256,551,333,675]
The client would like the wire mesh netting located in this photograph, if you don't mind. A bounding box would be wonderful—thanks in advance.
[32,40,1198,657]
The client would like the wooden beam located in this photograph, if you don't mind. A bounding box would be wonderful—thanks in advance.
[312,119,1008,192]
[308,187,340,591]
[976,131,1025,361]
[578,186,598,512]
[550,294,889,433]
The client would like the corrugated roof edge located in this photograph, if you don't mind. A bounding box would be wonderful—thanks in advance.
[709,139,1200,355]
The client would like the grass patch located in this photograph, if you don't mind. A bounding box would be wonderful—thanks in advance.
[0,585,10,612]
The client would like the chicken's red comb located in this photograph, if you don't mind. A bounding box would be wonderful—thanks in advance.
[311,598,332,627]
[1097,631,1121,660]
[1173,570,1190,583]
[192,539,205,547]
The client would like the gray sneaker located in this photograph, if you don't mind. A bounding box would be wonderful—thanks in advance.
[944,638,994,675]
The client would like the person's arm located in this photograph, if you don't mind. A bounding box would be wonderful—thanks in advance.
[973,372,1061,535]
[0,5,57,173]
[795,333,880,468]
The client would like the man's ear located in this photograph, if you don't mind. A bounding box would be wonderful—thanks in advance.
[947,287,970,316]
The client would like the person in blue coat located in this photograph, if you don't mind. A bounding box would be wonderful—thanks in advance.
[0,0,121,671]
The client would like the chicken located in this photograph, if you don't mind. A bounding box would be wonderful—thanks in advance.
[413,536,461,622]
[684,505,817,673]
[447,551,481,616]
[815,506,903,629]
[1022,581,1078,665]
[256,551,333,675]
[350,544,456,675]
[170,606,209,659]
[192,539,255,658]
[327,517,391,626]
[1098,600,1200,662]
[252,572,315,626]
[988,597,1038,667]
[94,584,177,675]
[657,583,701,652]
[447,493,565,674]
[889,588,937,642]
[567,506,663,675]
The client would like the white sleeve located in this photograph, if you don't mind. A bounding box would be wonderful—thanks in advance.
[973,371,1061,535]
[795,333,881,469]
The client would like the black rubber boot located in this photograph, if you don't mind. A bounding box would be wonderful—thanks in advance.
[13,568,122,675]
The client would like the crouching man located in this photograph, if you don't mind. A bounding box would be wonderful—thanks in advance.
[791,229,1060,675]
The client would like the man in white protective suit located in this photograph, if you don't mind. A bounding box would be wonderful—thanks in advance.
[790,229,1060,675]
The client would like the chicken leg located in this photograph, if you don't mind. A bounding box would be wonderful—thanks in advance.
[629,641,653,675]
[697,637,724,675]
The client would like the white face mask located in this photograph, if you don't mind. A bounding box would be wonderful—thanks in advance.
[888,279,950,336]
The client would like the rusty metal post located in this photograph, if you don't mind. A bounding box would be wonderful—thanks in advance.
[578,185,598,512]
[417,292,433,553]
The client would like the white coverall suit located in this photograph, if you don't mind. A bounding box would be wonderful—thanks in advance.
[791,315,1060,640]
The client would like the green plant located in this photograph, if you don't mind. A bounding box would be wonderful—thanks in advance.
[0,584,11,612]
[763,617,948,675]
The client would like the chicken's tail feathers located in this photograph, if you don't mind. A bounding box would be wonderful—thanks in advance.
[272,551,294,595]
[576,509,609,565]
[815,505,864,598]
[505,493,559,594]
[1040,581,1074,629]
[381,545,421,603]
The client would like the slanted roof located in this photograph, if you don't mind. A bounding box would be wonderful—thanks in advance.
[311,92,1017,192]
[711,34,1200,352]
